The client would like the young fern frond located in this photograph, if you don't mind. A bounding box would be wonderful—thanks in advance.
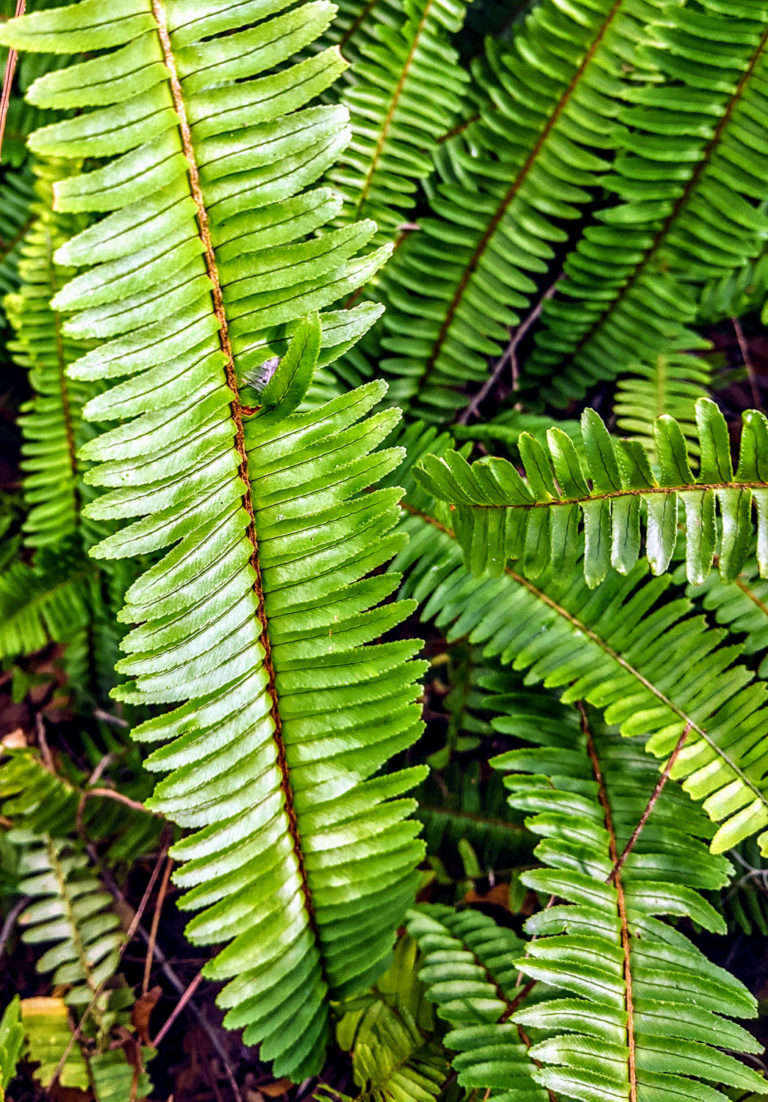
[612,339,714,461]
[528,0,768,404]
[334,937,448,1102]
[414,398,768,587]
[407,905,544,1100]
[3,160,88,548]
[394,497,768,854]
[0,0,426,1075]
[495,709,765,1101]
[375,0,666,423]
[329,0,468,241]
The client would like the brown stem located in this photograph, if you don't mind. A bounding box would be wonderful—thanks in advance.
[733,316,761,411]
[143,855,174,996]
[608,722,691,884]
[149,968,204,1049]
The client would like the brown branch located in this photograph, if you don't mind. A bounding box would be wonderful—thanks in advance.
[456,277,559,425]
[0,0,23,161]
[733,316,761,411]
[608,722,691,884]
[579,703,636,1102]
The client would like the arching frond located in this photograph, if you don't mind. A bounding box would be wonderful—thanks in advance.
[0,168,35,311]
[0,0,426,1073]
[375,0,666,422]
[685,555,768,678]
[394,507,768,855]
[528,0,768,404]
[415,398,768,586]
[494,707,765,1102]
[407,905,544,1100]
[330,0,468,241]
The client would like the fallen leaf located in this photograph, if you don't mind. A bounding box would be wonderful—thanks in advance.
[260,1078,292,1097]
[131,986,162,1045]
[463,882,510,910]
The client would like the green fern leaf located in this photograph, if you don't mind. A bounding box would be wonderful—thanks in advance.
[494,708,766,1101]
[528,0,768,404]
[0,0,426,1075]
[414,398,766,586]
[375,0,668,422]
[0,547,92,660]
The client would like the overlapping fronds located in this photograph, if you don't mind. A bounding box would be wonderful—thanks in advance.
[528,0,768,404]
[334,937,447,1102]
[375,0,667,422]
[330,0,468,240]
[0,0,428,1075]
[3,159,88,547]
[494,708,766,1101]
[415,398,768,586]
[0,546,91,660]
[394,503,768,855]
[613,340,714,460]
[407,905,545,1100]
[0,998,23,1101]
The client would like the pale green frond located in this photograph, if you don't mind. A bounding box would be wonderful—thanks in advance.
[0,168,35,309]
[375,0,670,422]
[528,0,768,404]
[494,706,765,1102]
[414,398,765,586]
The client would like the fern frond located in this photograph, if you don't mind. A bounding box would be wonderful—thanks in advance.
[528,0,768,404]
[407,904,545,1100]
[4,159,89,548]
[0,548,91,660]
[415,398,767,586]
[330,0,469,241]
[394,505,768,854]
[20,997,90,1092]
[336,937,448,1102]
[613,340,714,461]
[0,998,23,1101]
[494,709,766,1101]
[375,0,666,422]
[0,0,427,1073]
